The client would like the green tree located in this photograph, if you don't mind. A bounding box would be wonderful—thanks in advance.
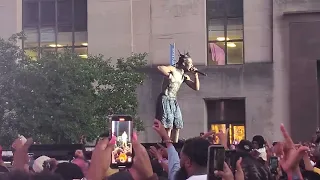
[0,34,147,146]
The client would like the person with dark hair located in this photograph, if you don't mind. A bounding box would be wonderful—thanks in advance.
[54,162,84,180]
[236,140,273,180]
[175,137,210,180]
[156,52,200,142]
[72,149,89,176]
[252,135,267,163]
[153,119,209,180]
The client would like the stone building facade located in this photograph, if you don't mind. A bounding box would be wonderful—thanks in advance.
[1,0,319,142]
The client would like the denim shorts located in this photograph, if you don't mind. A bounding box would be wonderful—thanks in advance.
[155,93,183,129]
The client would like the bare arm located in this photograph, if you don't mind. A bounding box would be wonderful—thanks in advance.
[160,161,169,173]
[184,73,200,91]
[157,65,175,78]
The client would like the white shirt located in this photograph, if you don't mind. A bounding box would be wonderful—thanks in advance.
[257,147,267,161]
[186,175,207,180]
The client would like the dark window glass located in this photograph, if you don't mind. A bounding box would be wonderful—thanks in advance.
[223,99,245,123]
[40,1,56,26]
[206,99,245,124]
[207,0,225,19]
[58,0,72,25]
[74,0,87,31]
[23,2,39,27]
[58,25,73,32]
[227,0,243,18]
[206,100,223,122]
[23,0,88,54]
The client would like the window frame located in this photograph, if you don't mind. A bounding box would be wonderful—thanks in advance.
[205,98,246,124]
[209,123,246,144]
[22,0,87,58]
[205,97,246,145]
[206,0,244,65]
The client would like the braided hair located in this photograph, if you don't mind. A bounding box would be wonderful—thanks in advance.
[176,51,191,67]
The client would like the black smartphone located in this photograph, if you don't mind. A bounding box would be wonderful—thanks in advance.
[207,145,225,180]
[225,150,239,173]
[269,156,278,174]
[110,115,134,169]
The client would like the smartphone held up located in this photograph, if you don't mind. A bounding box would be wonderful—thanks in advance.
[110,115,134,169]
[269,156,278,175]
[207,145,225,180]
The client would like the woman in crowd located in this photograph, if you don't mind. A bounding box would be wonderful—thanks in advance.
[1,122,320,180]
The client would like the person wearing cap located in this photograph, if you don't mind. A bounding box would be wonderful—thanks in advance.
[32,156,58,173]
[236,140,272,180]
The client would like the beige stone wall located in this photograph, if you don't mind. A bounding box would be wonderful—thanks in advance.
[274,0,320,13]
[5,0,314,142]
[243,0,272,63]
[87,0,133,60]
[88,0,206,65]
[271,0,320,141]
[0,0,22,43]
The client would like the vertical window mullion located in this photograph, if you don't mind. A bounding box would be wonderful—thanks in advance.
[224,0,228,65]
[72,0,75,53]
[22,1,25,54]
[37,0,41,58]
[55,0,58,53]
[21,1,25,50]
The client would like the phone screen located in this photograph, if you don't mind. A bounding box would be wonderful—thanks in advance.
[207,145,225,180]
[111,115,133,168]
[225,150,238,173]
[269,156,278,174]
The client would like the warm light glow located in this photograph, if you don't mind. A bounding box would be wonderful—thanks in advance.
[79,54,88,58]
[49,44,63,48]
[82,43,88,46]
[216,37,230,41]
[227,43,236,48]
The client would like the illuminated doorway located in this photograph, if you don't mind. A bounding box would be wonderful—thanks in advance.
[206,98,246,145]
[210,123,245,144]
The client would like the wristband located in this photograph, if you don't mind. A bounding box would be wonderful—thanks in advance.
[162,139,172,143]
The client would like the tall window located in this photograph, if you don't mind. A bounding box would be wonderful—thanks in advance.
[23,0,88,59]
[206,0,244,65]
[205,99,246,144]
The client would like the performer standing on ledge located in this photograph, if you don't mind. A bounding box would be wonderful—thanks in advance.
[156,52,200,143]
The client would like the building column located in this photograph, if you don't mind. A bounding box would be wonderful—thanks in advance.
[0,0,22,45]
[243,0,272,63]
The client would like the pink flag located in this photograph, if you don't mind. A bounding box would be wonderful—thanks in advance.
[209,43,225,65]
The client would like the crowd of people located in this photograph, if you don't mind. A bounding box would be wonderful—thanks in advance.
[0,119,319,180]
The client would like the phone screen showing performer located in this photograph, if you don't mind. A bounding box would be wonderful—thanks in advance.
[269,156,278,174]
[110,115,134,168]
[207,145,225,180]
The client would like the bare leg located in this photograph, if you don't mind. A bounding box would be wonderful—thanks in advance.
[171,129,180,143]
[166,128,172,138]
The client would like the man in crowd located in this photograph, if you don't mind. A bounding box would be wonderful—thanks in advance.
[153,119,209,180]
[72,149,89,176]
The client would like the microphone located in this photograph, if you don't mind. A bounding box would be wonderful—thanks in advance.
[194,70,207,76]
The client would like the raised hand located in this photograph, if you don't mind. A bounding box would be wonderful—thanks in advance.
[152,119,169,140]
[279,124,309,178]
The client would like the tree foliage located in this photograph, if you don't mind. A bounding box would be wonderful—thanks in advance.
[0,34,147,146]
